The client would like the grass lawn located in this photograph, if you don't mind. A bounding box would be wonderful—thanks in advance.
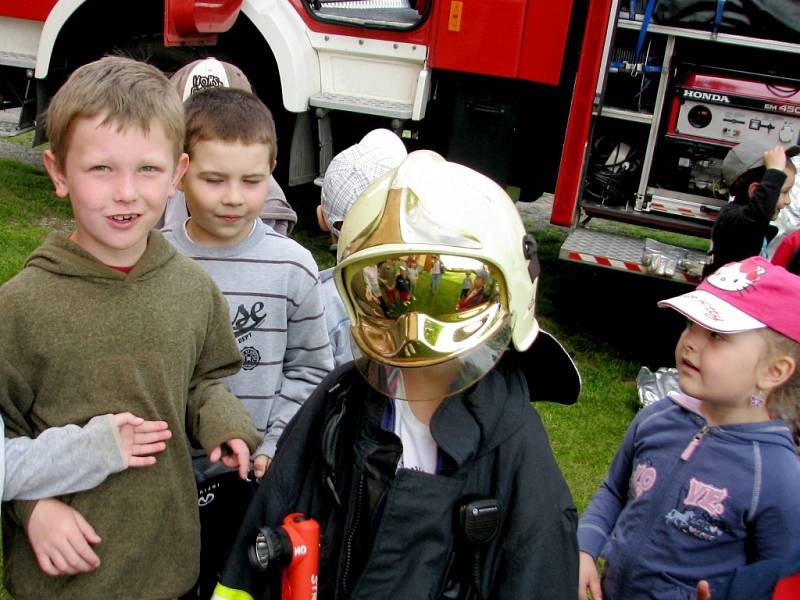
[0,151,694,596]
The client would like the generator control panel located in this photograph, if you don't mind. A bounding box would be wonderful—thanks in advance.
[667,72,800,148]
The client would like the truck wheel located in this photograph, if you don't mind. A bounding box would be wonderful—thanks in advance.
[109,34,204,77]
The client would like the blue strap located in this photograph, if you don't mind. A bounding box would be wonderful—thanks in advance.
[635,0,659,61]
[713,0,726,35]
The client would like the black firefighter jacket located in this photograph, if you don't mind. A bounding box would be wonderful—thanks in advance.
[215,350,579,600]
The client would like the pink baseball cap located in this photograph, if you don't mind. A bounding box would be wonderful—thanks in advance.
[658,257,800,343]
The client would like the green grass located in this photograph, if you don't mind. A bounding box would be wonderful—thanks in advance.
[0,158,72,283]
[0,155,693,595]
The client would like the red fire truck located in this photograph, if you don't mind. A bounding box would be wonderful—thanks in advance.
[1,0,798,283]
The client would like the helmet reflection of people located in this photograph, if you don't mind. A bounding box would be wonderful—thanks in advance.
[334,150,547,401]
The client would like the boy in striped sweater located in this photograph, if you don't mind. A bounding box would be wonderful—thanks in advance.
[161,86,333,597]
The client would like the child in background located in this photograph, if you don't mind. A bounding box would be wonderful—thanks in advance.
[316,128,407,365]
[704,142,798,276]
[0,56,260,600]
[766,152,800,259]
[579,256,800,600]
[159,57,297,235]
[770,227,800,274]
[405,255,419,295]
[460,271,473,300]
[215,151,581,599]
[161,86,333,597]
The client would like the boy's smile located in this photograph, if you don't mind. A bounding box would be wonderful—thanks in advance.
[43,113,187,267]
[181,139,274,247]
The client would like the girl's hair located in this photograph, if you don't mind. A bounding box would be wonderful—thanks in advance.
[763,328,800,450]
[46,56,185,166]
[729,160,797,204]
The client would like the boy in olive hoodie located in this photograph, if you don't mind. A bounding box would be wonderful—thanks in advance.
[0,56,260,600]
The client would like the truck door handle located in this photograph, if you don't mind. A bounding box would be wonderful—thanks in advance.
[466,102,506,116]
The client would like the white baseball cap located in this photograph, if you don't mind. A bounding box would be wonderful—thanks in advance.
[171,57,252,101]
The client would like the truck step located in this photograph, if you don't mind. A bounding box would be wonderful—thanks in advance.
[0,50,36,69]
[560,228,706,285]
[309,92,412,119]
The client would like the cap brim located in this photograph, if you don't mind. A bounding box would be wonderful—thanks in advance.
[658,290,765,333]
[511,330,581,405]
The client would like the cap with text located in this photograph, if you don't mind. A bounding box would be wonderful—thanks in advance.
[658,256,800,343]
[171,57,252,101]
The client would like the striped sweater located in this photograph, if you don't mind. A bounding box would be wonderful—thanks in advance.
[163,219,333,461]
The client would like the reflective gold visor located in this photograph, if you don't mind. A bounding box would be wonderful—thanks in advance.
[340,253,510,366]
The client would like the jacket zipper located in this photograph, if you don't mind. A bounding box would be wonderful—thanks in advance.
[681,424,710,461]
[341,474,365,597]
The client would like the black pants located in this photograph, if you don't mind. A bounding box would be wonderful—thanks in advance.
[180,472,258,600]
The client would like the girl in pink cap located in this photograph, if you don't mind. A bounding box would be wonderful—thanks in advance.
[579,256,800,600]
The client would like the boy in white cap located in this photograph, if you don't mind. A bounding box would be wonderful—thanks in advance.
[160,57,298,235]
[316,128,407,365]
[704,141,799,276]
[580,256,800,600]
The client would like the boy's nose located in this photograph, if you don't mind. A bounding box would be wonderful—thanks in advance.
[222,185,245,206]
[113,173,137,203]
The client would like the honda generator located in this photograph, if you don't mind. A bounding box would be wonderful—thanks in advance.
[656,71,800,204]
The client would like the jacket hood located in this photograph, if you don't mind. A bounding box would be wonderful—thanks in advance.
[24,230,178,283]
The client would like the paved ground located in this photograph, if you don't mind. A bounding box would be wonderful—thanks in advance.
[0,138,42,168]
[0,107,41,167]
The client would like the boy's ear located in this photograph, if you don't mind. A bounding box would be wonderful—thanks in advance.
[42,150,69,198]
[760,354,796,393]
[748,181,761,199]
[271,157,277,174]
[170,153,190,196]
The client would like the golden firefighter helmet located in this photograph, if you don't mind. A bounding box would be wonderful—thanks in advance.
[334,150,542,400]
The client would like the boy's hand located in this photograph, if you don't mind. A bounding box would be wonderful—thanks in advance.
[26,498,101,576]
[579,551,602,600]
[696,580,711,600]
[253,454,272,480]
[764,145,788,172]
[112,412,172,468]
[209,438,251,480]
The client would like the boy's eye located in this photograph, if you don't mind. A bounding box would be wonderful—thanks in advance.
[91,165,110,172]
[141,165,161,173]
[244,178,264,186]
